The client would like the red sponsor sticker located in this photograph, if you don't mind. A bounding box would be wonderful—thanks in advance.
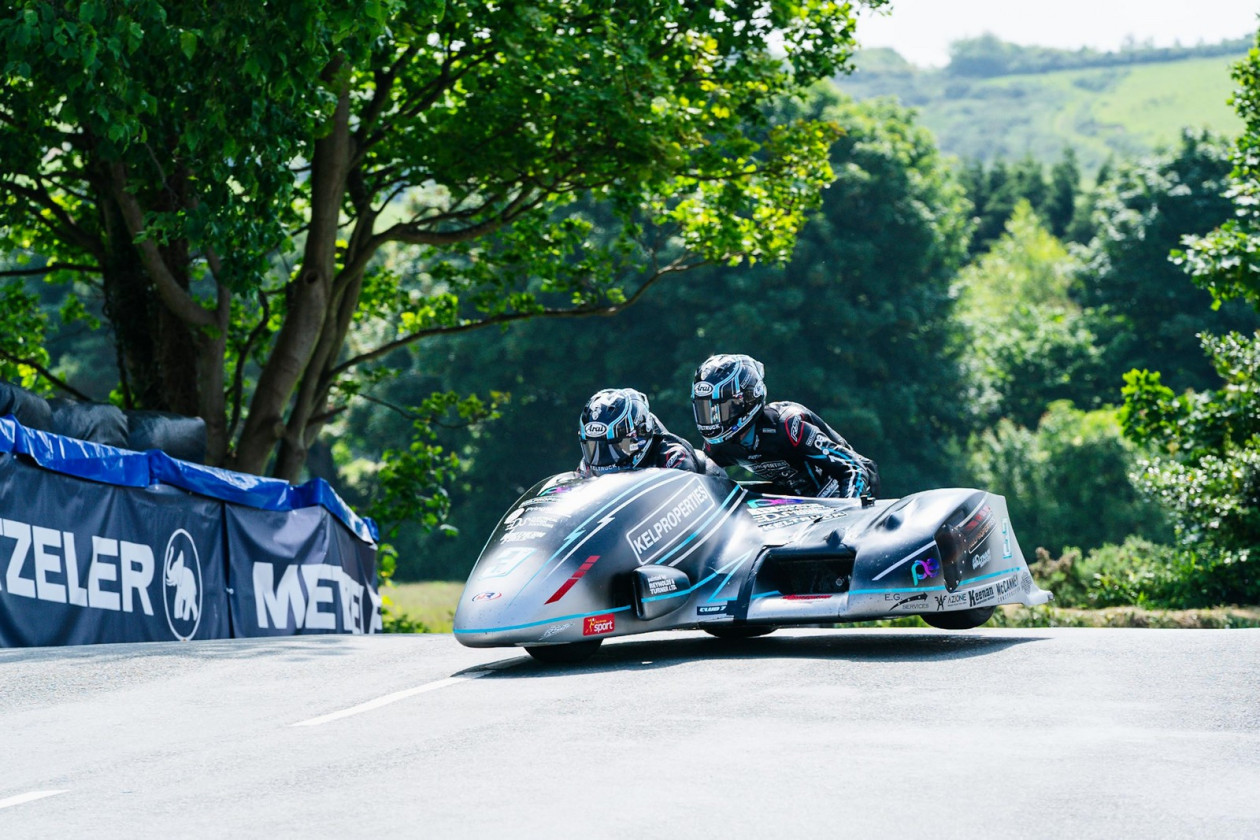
[583,613,616,636]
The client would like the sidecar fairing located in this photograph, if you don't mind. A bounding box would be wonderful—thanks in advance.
[454,469,1051,658]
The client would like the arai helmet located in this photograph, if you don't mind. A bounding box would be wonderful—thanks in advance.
[692,354,766,444]
[578,388,656,473]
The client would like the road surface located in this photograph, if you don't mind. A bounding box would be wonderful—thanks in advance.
[1,628,1258,838]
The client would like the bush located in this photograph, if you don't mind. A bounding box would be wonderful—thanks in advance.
[968,401,1170,556]
[1030,537,1259,610]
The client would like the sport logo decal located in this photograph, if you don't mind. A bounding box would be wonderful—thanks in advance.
[583,613,615,636]
[583,422,608,438]
[693,382,714,397]
[471,591,502,602]
[162,529,203,641]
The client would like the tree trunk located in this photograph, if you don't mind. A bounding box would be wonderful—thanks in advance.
[99,197,200,416]
[231,68,352,478]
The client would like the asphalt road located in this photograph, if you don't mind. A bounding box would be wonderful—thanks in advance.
[1,627,1258,838]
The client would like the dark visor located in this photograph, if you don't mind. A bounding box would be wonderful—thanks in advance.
[580,435,639,467]
[693,395,739,428]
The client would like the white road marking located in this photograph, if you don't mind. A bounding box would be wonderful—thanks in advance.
[291,670,494,727]
[0,790,68,810]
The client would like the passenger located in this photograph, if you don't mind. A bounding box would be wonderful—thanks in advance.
[577,388,713,477]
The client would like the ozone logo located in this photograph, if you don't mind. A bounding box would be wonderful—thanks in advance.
[693,382,714,397]
[911,555,940,585]
[583,422,608,438]
[162,529,203,641]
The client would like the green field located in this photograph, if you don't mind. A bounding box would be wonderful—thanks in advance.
[837,53,1246,171]
[380,580,463,633]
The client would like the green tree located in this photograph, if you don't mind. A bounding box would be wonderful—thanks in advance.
[1176,35,1260,311]
[1044,147,1080,239]
[955,201,1111,426]
[968,401,1169,557]
[0,0,880,480]
[1075,129,1259,393]
[367,90,976,579]
[1120,36,1260,606]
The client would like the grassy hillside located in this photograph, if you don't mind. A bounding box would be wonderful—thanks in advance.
[836,51,1246,172]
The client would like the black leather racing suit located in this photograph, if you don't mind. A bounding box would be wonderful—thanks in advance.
[703,401,880,498]
[578,430,721,478]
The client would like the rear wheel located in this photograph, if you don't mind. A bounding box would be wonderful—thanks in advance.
[703,625,777,640]
[524,639,603,664]
[921,606,995,630]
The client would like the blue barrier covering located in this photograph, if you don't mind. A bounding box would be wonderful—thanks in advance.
[0,415,380,646]
[0,415,377,543]
[11,418,151,487]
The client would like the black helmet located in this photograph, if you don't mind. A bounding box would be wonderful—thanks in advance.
[692,354,766,444]
[578,388,657,473]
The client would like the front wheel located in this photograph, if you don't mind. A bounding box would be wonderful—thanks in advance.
[524,639,603,664]
[704,625,777,640]
[921,606,995,630]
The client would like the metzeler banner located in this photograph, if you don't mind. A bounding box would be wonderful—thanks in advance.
[226,505,382,636]
[0,454,231,646]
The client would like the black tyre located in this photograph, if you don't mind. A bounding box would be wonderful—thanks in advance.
[524,639,603,664]
[703,625,777,640]
[921,605,995,630]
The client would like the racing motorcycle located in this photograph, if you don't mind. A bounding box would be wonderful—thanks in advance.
[454,469,1052,663]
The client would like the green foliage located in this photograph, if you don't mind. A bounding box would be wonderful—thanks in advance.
[1176,35,1260,311]
[1111,38,1260,608]
[1034,537,1260,611]
[1076,129,1260,394]
[0,0,875,478]
[1121,333,1260,573]
[372,91,976,579]
[967,402,1170,557]
[369,391,504,539]
[956,203,1115,425]
[0,279,48,388]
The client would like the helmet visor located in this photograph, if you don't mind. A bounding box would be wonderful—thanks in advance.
[693,395,743,432]
[580,435,640,469]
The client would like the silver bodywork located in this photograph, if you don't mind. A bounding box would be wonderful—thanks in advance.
[454,469,1052,649]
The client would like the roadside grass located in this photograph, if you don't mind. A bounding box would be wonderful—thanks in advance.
[381,581,1260,633]
[380,581,463,633]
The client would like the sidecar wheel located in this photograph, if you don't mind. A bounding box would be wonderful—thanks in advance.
[704,625,777,640]
[524,639,603,664]
[921,606,995,630]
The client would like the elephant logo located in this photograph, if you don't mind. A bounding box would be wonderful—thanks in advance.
[162,529,203,641]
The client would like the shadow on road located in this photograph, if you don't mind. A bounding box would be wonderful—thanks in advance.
[465,630,1050,678]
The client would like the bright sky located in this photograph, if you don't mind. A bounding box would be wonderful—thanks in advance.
[856,0,1259,67]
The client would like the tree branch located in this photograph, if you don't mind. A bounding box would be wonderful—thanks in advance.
[0,263,99,278]
[0,350,93,401]
[330,257,700,377]
[105,162,215,328]
[4,179,104,260]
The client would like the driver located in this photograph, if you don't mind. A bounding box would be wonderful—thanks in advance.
[691,353,880,498]
[577,388,715,477]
